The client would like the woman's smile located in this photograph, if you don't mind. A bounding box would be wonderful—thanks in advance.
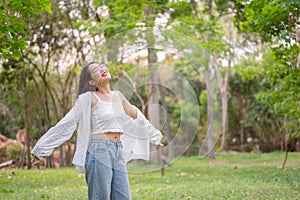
[101,70,109,77]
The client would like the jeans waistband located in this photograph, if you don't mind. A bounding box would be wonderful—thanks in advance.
[89,137,122,148]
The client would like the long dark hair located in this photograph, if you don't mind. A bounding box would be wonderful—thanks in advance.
[77,62,99,96]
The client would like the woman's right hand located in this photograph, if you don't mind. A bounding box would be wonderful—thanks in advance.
[31,155,41,166]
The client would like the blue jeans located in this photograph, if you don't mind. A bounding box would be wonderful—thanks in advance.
[85,138,131,200]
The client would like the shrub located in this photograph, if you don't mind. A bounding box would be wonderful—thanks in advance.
[3,141,23,161]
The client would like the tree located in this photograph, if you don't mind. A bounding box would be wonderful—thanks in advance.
[84,0,206,163]
[88,0,170,163]
[231,0,300,168]
[169,1,236,153]
[22,0,97,167]
[1,0,98,168]
[0,0,51,60]
[0,0,52,169]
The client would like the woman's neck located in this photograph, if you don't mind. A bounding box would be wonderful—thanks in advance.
[97,84,112,95]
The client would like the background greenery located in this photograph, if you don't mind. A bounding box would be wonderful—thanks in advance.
[0,0,299,169]
[0,2,299,199]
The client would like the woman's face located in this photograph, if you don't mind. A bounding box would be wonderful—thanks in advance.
[88,63,111,85]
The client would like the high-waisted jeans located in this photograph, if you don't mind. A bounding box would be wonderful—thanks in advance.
[85,138,131,200]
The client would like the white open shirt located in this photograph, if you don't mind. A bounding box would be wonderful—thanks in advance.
[31,91,163,173]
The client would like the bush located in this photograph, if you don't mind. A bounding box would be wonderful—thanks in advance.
[3,141,23,161]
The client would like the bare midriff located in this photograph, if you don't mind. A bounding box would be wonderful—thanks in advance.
[90,132,121,142]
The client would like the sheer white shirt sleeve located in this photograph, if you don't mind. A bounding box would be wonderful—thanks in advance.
[121,106,163,162]
[31,100,82,160]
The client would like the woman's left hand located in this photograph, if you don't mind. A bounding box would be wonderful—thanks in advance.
[157,143,164,148]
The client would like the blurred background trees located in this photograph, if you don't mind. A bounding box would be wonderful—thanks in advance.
[0,0,299,169]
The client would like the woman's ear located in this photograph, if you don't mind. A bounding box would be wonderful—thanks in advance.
[89,80,96,86]
[87,80,97,91]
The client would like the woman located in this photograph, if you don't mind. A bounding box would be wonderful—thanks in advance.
[31,61,164,200]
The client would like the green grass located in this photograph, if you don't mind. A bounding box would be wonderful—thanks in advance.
[0,152,299,200]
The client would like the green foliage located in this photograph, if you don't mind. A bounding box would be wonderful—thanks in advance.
[239,49,300,128]
[169,1,192,19]
[257,73,299,117]
[233,0,300,41]
[87,0,169,37]
[0,0,94,143]
[228,66,287,152]
[3,141,23,161]
[0,0,52,60]
[1,0,298,165]
[231,0,300,138]
[168,1,227,55]
[0,64,28,137]
[199,90,207,118]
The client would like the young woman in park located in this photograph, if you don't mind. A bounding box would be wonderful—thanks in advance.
[31,61,164,200]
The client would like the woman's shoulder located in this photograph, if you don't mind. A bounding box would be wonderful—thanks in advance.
[113,90,125,99]
[112,90,122,95]
[78,91,92,98]
[76,91,92,103]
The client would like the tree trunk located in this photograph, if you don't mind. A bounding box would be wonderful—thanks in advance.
[206,70,215,158]
[157,76,173,159]
[147,47,160,164]
[22,73,32,169]
[147,48,159,129]
[59,146,64,167]
[240,122,244,151]
[240,99,248,152]
[213,54,229,151]
[66,142,73,166]
[220,89,228,150]
[120,69,147,113]
[18,146,26,168]
[190,0,199,18]
[144,7,161,164]
[46,157,54,168]
[296,30,300,68]
[215,9,234,151]
[43,81,55,168]
[281,133,291,169]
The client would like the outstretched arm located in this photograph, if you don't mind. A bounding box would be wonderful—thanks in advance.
[116,91,164,147]
[115,91,137,119]
[31,100,82,160]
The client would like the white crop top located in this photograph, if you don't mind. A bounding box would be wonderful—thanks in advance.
[90,92,126,134]
[31,91,163,173]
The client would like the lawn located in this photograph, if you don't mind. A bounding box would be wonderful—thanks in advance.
[0,152,299,200]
